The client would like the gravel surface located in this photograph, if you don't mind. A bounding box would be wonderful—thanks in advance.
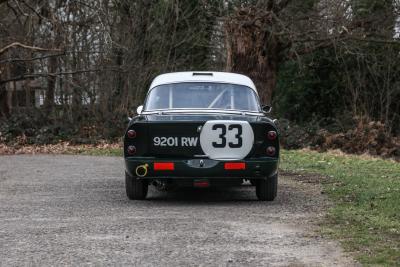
[0,155,358,266]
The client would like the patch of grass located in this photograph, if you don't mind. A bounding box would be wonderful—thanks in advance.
[63,146,123,157]
[281,150,400,266]
[0,142,123,156]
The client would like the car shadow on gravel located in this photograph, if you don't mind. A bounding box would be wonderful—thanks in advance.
[116,176,327,215]
[146,184,261,202]
[94,174,323,213]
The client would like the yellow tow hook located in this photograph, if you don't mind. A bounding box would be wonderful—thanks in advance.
[135,164,149,177]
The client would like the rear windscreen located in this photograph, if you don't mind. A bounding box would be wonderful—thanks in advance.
[145,82,261,112]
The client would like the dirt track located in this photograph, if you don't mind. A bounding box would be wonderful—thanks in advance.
[0,155,358,266]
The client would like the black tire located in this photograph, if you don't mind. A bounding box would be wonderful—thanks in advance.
[256,174,278,201]
[125,172,148,200]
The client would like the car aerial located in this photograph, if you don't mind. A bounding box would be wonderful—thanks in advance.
[124,71,279,201]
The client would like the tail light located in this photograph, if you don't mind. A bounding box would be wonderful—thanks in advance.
[154,162,175,171]
[127,145,136,155]
[127,130,136,138]
[224,162,246,170]
[193,180,210,188]
[266,146,276,156]
[267,131,277,140]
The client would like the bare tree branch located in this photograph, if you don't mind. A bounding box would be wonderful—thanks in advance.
[0,42,62,55]
[0,68,128,84]
[0,52,66,64]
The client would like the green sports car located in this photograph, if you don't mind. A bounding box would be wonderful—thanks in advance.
[124,72,279,201]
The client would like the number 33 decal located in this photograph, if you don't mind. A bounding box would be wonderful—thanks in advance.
[212,124,242,148]
[200,120,254,160]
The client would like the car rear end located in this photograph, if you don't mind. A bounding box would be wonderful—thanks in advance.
[124,115,279,194]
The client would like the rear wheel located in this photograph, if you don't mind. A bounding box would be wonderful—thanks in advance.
[125,172,148,200]
[256,174,278,201]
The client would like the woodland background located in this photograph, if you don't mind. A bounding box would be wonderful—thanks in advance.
[0,0,399,158]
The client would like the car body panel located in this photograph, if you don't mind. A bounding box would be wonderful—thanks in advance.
[125,157,278,179]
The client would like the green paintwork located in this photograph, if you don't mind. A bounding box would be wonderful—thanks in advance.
[125,156,279,179]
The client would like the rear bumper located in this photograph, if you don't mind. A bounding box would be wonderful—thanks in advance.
[125,157,279,179]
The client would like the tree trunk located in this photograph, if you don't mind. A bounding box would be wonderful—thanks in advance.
[0,62,11,116]
[44,56,57,110]
[224,7,281,104]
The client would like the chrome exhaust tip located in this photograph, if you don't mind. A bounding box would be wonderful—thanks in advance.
[135,164,148,177]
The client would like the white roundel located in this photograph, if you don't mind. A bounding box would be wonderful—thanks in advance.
[200,120,254,160]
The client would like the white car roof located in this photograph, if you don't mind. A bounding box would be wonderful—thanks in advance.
[149,71,257,93]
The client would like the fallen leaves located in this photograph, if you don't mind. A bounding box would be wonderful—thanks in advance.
[0,141,122,155]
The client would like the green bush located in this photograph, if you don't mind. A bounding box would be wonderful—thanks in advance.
[274,49,346,123]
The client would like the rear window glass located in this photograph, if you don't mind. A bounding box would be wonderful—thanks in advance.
[145,83,260,112]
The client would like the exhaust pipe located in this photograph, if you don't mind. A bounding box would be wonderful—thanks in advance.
[152,180,167,191]
[135,164,148,177]
[152,179,174,191]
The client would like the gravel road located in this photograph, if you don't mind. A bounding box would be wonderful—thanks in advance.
[0,155,358,266]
